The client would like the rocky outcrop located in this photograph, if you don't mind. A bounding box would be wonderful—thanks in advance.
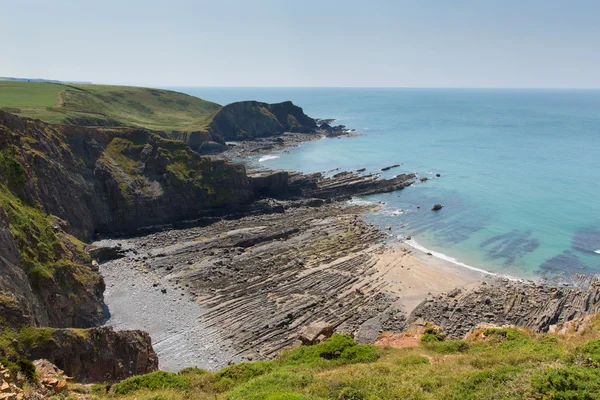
[0,111,256,328]
[3,327,157,383]
[209,101,317,142]
[408,278,600,339]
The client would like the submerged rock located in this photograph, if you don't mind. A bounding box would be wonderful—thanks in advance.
[431,204,444,211]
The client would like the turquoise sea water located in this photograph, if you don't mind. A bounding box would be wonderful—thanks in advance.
[172,87,600,280]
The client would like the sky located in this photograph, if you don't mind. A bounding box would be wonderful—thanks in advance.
[2,0,600,88]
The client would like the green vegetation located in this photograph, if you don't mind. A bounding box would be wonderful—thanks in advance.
[113,371,190,395]
[90,325,600,400]
[0,81,221,133]
[0,183,96,290]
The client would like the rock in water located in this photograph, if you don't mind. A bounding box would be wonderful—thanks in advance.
[431,204,443,211]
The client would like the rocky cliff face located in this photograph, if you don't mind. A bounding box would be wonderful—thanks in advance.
[209,101,317,142]
[0,111,256,329]
[3,327,157,383]
[408,278,600,339]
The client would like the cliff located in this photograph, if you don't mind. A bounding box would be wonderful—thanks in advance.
[208,101,317,142]
[0,326,157,382]
[0,111,255,329]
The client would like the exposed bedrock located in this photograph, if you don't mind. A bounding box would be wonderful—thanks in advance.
[208,101,317,142]
[15,327,157,383]
[99,203,408,364]
[408,278,600,338]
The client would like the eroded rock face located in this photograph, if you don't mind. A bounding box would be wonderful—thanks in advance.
[209,101,317,142]
[0,111,257,328]
[23,327,158,383]
[408,278,600,338]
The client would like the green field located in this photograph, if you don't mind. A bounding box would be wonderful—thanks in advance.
[0,81,221,133]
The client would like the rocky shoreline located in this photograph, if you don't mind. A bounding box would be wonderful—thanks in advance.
[93,115,600,373]
[94,127,487,370]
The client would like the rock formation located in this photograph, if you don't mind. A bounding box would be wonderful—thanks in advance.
[408,278,600,338]
[208,101,317,142]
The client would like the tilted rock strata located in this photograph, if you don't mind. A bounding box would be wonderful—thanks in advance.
[408,278,600,339]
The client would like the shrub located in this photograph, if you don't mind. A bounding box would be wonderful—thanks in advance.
[421,333,447,343]
[17,359,37,382]
[112,371,190,395]
[284,335,379,366]
[531,366,600,399]
[576,339,600,367]
[215,360,273,384]
[0,356,37,383]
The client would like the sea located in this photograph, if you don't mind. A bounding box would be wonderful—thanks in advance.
[169,87,600,280]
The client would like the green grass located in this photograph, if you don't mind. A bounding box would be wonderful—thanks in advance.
[89,325,600,400]
[0,81,221,133]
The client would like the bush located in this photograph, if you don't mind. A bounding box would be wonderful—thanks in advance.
[0,356,37,382]
[215,360,273,384]
[17,359,37,382]
[421,333,447,343]
[112,371,190,395]
[531,366,600,399]
[284,335,379,366]
[576,339,600,367]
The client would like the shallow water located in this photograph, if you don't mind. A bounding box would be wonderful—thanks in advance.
[170,87,600,279]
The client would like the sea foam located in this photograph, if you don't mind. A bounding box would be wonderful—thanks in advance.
[403,237,520,281]
[258,154,280,162]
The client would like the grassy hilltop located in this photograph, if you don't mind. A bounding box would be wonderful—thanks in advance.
[0,81,220,133]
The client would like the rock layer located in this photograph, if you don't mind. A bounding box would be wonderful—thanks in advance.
[408,278,600,338]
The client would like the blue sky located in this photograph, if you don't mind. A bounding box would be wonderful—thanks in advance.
[2,0,599,87]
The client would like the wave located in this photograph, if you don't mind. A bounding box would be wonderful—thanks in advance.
[258,154,280,162]
[346,198,377,207]
[595,250,600,254]
[402,237,521,281]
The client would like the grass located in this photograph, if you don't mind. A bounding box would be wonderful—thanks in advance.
[0,81,221,133]
[84,324,600,400]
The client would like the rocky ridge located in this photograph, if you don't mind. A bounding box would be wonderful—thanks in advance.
[408,277,600,339]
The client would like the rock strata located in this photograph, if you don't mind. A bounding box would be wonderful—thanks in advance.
[408,278,600,339]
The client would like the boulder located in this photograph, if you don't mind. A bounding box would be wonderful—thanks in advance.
[298,322,334,345]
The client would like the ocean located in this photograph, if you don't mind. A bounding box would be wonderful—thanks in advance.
[170,87,600,280]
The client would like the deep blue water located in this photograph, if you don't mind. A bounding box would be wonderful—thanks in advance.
[170,87,600,279]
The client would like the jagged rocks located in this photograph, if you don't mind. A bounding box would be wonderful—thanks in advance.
[12,327,158,383]
[408,278,600,339]
[0,364,24,400]
[34,360,68,394]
